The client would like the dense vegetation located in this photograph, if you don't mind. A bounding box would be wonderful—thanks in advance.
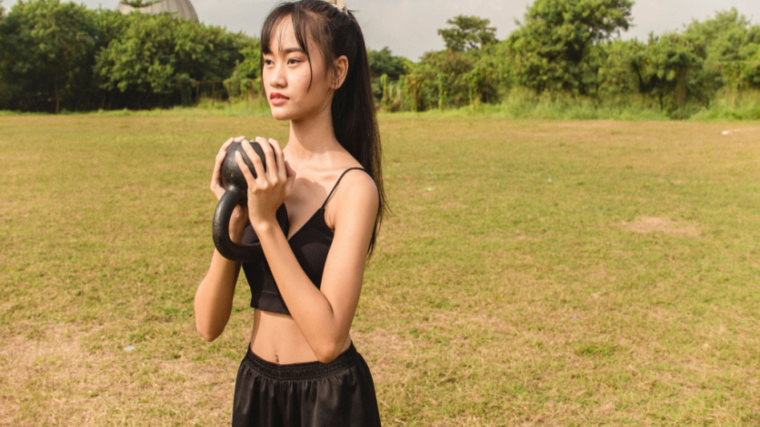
[0,0,259,112]
[378,0,760,119]
[1,0,760,118]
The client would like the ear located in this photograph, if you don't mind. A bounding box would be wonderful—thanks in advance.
[330,55,349,90]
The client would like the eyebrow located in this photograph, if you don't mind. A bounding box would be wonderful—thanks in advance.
[278,47,305,54]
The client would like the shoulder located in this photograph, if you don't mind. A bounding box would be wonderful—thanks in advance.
[339,168,376,192]
[327,169,379,228]
[338,169,378,206]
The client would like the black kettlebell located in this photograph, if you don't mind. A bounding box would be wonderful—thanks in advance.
[212,141,289,262]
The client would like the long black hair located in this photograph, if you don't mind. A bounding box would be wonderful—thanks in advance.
[261,0,386,256]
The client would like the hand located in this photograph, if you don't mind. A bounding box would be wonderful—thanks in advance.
[235,137,296,232]
[211,136,249,242]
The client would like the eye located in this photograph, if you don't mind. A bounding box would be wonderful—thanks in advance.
[287,58,301,65]
[263,58,274,66]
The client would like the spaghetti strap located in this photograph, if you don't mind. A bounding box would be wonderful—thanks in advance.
[321,167,366,208]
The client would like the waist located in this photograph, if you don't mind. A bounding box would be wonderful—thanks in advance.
[244,341,359,381]
[250,309,351,364]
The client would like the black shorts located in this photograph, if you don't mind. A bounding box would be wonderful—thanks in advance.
[232,342,382,427]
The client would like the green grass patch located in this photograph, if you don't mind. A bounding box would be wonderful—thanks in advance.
[1,112,759,424]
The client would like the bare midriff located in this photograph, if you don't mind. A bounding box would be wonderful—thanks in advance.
[250,309,352,365]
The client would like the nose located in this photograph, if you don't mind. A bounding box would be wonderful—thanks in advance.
[268,62,287,89]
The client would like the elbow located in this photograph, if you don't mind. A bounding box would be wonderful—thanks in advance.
[314,341,345,364]
[195,320,222,342]
[198,329,219,343]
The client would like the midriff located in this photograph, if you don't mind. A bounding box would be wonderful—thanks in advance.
[249,309,352,365]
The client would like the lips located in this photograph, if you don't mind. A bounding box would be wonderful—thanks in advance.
[269,92,289,106]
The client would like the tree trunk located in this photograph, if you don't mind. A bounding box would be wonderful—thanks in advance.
[54,73,60,114]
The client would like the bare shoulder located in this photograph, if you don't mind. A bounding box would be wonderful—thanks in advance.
[327,169,379,227]
[338,169,378,206]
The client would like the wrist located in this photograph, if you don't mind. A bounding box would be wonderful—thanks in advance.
[230,228,245,244]
[251,215,279,236]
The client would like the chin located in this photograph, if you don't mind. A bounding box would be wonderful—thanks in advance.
[269,108,293,121]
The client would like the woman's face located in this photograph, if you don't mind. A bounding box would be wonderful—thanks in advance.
[262,17,334,122]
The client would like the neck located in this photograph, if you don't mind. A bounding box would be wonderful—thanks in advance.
[285,102,342,164]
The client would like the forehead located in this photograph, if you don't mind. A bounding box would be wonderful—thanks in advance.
[268,17,299,51]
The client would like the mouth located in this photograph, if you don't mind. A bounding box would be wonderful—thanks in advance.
[269,92,289,104]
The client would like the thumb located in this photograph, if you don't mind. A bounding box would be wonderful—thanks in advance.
[284,161,296,195]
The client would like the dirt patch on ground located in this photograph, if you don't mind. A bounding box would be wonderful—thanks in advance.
[621,216,699,237]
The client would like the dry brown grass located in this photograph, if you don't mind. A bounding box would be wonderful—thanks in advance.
[0,323,237,425]
[621,216,700,236]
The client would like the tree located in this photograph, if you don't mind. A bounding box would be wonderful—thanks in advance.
[466,41,515,105]
[405,50,474,110]
[595,39,645,99]
[509,0,633,95]
[367,47,408,79]
[0,0,5,109]
[682,8,760,100]
[367,47,409,105]
[119,0,160,8]
[95,13,245,108]
[224,35,261,100]
[437,15,497,52]
[0,0,96,112]
[630,33,704,115]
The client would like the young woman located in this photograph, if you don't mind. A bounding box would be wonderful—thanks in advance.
[194,0,385,425]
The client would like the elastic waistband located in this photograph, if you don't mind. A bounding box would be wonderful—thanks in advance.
[244,343,359,381]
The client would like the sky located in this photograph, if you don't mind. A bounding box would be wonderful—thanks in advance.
[24,0,760,60]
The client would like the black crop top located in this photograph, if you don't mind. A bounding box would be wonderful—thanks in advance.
[240,167,365,315]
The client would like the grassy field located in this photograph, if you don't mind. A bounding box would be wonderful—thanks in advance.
[1,112,759,425]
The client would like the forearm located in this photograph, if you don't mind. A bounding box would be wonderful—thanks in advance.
[194,249,241,341]
[256,222,350,362]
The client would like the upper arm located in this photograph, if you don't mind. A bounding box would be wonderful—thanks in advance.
[319,172,379,331]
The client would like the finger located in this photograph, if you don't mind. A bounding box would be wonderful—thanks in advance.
[269,138,287,181]
[241,140,268,186]
[211,157,223,186]
[284,160,297,196]
[284,160,296,178]
[234,151,257,187]
[216,137,238,169]
[255,136,278,181]
[212,140,233,186]
[234,135,247,142]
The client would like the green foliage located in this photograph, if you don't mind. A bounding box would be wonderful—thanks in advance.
[0,0,257,111]
[95,13,246,108]
[0,0,96,112]
[509,0,633,95]
[465,42,514,106]
[681,8,760,104]
[120,0,160,8]
[2,0,760,118]
[629,33,705,116]
[595,39,644,98]
[224,36,262,101]
[368,47,408,78]
[437,15,497,52]
[368,47,409,106]
[0,1,7,110]
[405,50,473,111]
